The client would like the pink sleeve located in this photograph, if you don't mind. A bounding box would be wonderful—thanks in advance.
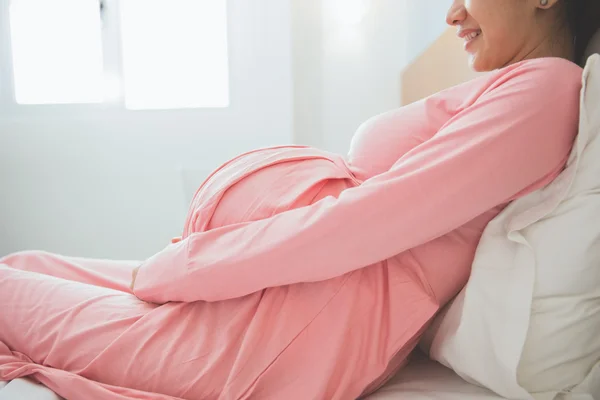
[133,61,581,304]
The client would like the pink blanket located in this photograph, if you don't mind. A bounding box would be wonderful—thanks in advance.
[0,57,582,400]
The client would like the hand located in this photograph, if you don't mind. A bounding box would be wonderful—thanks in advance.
[130,265,141,291]
[130,238,181,294]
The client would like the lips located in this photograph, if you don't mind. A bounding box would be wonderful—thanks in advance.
[458,29,482,41]
[458,29,482,52]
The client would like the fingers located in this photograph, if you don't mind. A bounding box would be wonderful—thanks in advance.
[130,266,140,290]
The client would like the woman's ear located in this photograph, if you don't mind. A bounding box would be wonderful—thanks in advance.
[534,0,560,10]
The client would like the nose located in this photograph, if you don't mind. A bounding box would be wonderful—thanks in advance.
[446,0,466,26]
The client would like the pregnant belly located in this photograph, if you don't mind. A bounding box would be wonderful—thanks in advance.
[183,146,361,236]
[179,146,441,399]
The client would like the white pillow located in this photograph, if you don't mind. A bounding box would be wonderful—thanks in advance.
[420,53,600,400]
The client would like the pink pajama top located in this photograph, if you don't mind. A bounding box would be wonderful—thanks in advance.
[130,57,582,399]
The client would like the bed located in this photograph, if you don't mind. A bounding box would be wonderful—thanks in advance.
[0,352,506,400]
[0,28,510,400]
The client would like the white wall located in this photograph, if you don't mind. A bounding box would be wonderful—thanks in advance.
[293,0,410,153]
[293,0,449,154]
[291,0,325,149]
[320,0,409,153]
[0,0,293,259]
[405,1,451,61]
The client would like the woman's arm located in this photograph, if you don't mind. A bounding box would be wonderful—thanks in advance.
[132,60,581,304]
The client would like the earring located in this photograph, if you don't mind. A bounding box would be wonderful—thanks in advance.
[540,0,549,6]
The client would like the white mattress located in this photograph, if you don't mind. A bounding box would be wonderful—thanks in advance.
[367,354,506,400]
[0,355,505,400]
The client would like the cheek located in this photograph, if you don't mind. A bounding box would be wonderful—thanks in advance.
[475,19,525,69]
[468,34,505,71]
[480,6,529,53]
[488,21,524,46]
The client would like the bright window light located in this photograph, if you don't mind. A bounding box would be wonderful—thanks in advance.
[324,0,370,26]
[9,0,104,104]
[119,0,230,110]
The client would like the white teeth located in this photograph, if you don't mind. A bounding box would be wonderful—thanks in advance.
[465,31,481,41]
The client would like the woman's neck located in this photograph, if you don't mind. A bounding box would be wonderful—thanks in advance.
[506,25,575,67]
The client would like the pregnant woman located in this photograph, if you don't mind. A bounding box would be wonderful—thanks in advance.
[1,1,599,399]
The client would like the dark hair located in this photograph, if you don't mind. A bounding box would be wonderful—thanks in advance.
[565,0,600,65]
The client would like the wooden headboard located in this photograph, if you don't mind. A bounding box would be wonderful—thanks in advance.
[401,27,483,105]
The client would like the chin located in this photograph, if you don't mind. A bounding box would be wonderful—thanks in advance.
[468,53,494,72]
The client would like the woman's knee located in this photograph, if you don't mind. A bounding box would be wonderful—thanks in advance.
[0,250,54,269]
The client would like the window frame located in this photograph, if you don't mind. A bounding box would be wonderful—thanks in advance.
[0,0,125,119]
[0,0,231,120]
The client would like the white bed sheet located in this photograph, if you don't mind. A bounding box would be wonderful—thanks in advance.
[367,353,506,400]
[0,354,506,400]
[0,378,63,400]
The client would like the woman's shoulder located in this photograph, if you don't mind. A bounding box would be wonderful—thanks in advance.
[422,57,582,112]
[484,57,583,94]
[503,56,583,73]
[439,57,585,114]
[429,56,583,134]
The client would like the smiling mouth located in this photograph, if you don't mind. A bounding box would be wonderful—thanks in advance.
[464,30,482,42]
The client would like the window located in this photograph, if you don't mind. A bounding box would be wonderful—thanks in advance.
[9,0,104,104]
[3,0,229,110]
